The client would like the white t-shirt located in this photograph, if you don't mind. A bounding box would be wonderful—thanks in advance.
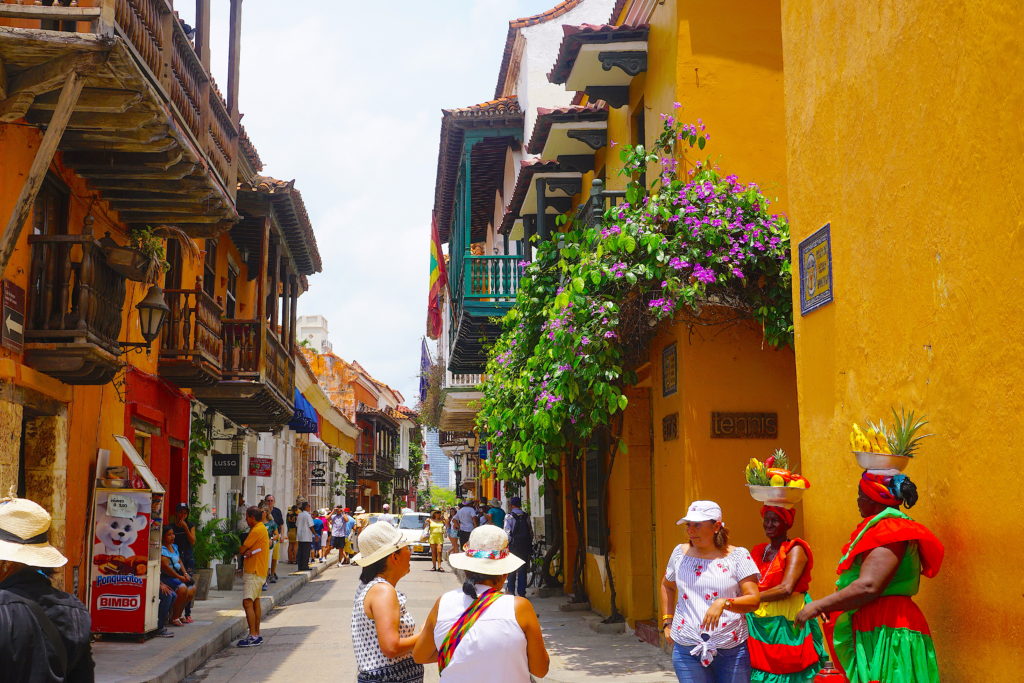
[296,511,314,542]
[664,545,760,666]
[433,587,528,681]
[454,506,477,532]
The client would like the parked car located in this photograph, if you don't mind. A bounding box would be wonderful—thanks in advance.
[397,512,431,556]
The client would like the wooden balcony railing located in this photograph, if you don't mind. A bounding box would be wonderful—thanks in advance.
[467,255,521,301]
[2,0,240,193]
[264,330,294,405]
[159,285,223,385]
[446,373,483,388]
[354,453,395,482]
[26,234,125,354]
[219,320,293,400]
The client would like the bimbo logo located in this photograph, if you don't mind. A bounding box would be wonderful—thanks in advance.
[97,594,140,611]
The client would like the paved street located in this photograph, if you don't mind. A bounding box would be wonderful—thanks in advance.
[185,556,674,682]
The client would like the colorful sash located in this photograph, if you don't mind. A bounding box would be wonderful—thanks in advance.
[437,588,503,672]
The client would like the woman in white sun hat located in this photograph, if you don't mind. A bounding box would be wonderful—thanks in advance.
[660,500,761,683]
[351,521,423,682]
[412,524,549,681]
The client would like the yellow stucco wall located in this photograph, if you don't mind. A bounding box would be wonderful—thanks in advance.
[781,1,1024,679]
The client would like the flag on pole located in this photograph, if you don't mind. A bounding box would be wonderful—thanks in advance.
[427,212,448,339]
[419,338,432,404]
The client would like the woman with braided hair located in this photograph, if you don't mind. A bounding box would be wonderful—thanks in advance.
[746,505,825,681]
[795,471,944,683]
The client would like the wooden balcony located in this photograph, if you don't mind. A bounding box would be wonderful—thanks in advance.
[0,0,252,234]
[354,453,394,482]
[24,233,126,384]
[157,283,222,386]
[393,471,410,496]
[448,254,520,374]
[191,320,294,431]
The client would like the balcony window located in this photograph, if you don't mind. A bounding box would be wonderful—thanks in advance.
[203,241,217,298]
[225,264,238,318]
[32,175,69,237]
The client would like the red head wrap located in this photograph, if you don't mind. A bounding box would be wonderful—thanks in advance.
[760,505,796,528]
[859,471,901,506]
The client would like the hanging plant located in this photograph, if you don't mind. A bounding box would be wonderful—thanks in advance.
[477,108,792,482]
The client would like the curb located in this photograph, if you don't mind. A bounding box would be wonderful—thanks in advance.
[144,558,336,683]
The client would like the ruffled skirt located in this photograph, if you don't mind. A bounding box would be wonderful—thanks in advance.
[746,592,825,682]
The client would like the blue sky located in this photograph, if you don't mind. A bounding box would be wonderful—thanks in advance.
[177,0,560,404]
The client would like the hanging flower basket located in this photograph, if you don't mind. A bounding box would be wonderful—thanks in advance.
[102,244,158,283]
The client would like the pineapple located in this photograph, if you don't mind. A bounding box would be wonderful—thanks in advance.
[884,407,932,457]
[770,448,789,470]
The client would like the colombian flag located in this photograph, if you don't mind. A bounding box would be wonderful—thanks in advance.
[427,212,448,339]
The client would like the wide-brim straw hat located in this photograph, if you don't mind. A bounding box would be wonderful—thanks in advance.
[0,497,67,568]
[448,525,524,575]
[354,506,366,514]
[353,521,409,566]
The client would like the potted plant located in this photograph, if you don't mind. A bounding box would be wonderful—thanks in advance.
[191,516,218,600]
[213,519,241,591]
[102,225,199,283]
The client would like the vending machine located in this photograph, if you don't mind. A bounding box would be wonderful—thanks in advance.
[88,435,166,636]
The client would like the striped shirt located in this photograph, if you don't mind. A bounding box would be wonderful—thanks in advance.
[665,545,760,666]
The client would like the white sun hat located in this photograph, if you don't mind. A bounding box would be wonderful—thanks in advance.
[676,500,723,525]
[448,525,525,575]
[0,497,68,568]
[352,521,409,566]
[354,506,366,514]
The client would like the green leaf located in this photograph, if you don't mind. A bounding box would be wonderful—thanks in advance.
[572,277,585,293]
[697,136,706,150]
[623,236,637,253]
[618,394,629,411]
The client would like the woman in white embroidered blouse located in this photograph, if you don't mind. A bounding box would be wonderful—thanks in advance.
[660,500,761,683]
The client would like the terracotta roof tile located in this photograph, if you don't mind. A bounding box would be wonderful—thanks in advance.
[238,176,322,274]
[433,97,523,244]
[495,0,587,99]
[238,125,263,172]
[526,102,608,155]
[547,23,649,85]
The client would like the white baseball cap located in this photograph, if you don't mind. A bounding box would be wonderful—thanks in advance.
[676,500,723,525]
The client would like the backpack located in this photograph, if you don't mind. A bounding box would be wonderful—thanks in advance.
[508,510,532,552]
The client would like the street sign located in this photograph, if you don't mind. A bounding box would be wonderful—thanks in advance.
[211,453,240,476]
[248,457,272,477]
[1,280,25,353]
[310,467,326,478]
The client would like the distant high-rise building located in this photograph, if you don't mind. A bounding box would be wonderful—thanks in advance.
[297,314,332,353]
[424,429,450,489]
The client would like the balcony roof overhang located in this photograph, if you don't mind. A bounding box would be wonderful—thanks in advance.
[527,103,608,160]
[499,160,581,236]
[439,387,482,431]
[0,28,246,236]
[235,177,322,276]
[548,24,649,108]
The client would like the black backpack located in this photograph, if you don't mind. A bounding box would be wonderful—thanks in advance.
[508,510,532,552]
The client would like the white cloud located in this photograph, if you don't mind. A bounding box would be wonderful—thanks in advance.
[199,0,559,402]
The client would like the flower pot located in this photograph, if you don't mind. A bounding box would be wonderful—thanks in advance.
[853,451,910,472]
[215,563,236,591]
[102,245,156,282]
[194,568,214,600]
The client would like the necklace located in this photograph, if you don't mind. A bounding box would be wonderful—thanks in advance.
[762,540,787,565]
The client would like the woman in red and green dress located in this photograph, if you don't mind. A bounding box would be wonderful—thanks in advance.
[796,472,944,683]
[747,505,825,682]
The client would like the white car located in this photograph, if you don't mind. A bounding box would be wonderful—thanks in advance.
[397,513,432,556]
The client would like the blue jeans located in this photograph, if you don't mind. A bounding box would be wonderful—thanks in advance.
[505,564,528,596]
[672,642,750,683]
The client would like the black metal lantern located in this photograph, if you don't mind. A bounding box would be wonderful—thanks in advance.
[136,284,169,344]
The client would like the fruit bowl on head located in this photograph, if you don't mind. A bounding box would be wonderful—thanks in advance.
[853,451,910,472]
[746,485,804,507]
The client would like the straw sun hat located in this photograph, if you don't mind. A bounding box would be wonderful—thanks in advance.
[353,521,409,566]
[0,497,67,568]
[448,525,524,575]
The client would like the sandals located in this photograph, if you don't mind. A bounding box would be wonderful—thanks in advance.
[182,616,194,624]
[169,618,184,627]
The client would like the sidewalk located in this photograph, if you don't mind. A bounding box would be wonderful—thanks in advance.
[533,594,675,682]
[93,557,337,683]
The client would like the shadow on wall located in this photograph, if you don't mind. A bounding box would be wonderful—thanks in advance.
[684,0,784,71]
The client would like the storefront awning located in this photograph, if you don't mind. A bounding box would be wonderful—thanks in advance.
[289,388,320,434]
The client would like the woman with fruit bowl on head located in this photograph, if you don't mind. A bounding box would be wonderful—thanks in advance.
[660,500,761,683]
[795,471,944,683]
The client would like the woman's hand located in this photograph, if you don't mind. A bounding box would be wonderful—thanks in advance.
[701,598,726,630]
[794,601,820,629]
[662,625,672,641]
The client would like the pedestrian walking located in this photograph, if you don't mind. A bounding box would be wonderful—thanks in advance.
[795,472,944,683]
[295,502,315,571]
[286,504,299,564]
[661,500,761,682]
[351,522,423,682]
[0,495,94,680]
[311,510,325,562]
[413,525,550,681]
[265,495,284,582]
[379,503,396,526]
[318,508,331,562]
[330,506,350,565]
[445,509,459,560]
[503,497,531,597]
[170,502,196,622]
[237,506,270,647]
[160,525,196,627]
[486,498,505,527]
[746,504,824,682]
[453,501,477,551]
[426,509,446,572]
[258,502,279,588]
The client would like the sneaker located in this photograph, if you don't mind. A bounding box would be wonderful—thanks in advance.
[250,636,264,646]
[237,635,256,648]
[269,576,277,584]
[156,628,174,638]
[262,583,269,591]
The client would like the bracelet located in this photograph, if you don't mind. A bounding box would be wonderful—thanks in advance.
[724,598,734,611]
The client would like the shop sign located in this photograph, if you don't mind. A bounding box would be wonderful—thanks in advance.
[1,280,25,353]
[212,453,240,476]
[310,460,327,487]
[798,223,834,315]
[662,343,677,396]
[248,457,272,477]
[662,413,679,441]
[710,412,778,439]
